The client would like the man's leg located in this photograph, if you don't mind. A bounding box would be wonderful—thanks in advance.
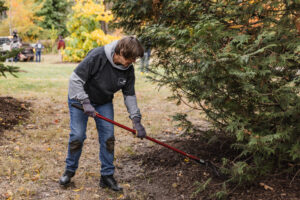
[95,102,115,175]
[59,98,88,185]
[94,102,122,191]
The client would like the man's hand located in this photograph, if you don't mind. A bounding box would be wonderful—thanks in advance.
[132,117,146,139]
[81,99,96,117]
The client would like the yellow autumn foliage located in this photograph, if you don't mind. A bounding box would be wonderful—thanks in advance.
[63,0,120,62]
[0,0,43,41]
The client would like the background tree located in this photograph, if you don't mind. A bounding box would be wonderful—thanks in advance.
[0,0,8,13]
[0,0,43,41]
[63,0,119,62]
[34,0,70,37]
[110,0,300,196]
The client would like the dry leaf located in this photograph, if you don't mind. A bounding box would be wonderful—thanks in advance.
[72,187,84,192]
[229,25,244,29]
[259,182,274,191]
[31,174,40,181]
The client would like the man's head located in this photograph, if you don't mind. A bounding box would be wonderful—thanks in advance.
[114,36,144,67]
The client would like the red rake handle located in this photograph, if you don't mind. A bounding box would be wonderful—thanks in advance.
[71,103,205,165]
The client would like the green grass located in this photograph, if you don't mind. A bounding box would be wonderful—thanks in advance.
[0,62,75,96]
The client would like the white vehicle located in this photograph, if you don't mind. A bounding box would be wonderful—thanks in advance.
[0,36,13,52]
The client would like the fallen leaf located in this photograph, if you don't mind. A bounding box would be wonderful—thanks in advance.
[123,183,130,188]
[72,187,84,192]
[178,171,183,177]
[14,146,20,152]
[184,158,189,163]
[31,174,40,181]
[259,182,274,191]
[172,183,177,188]
[229,25,244,29]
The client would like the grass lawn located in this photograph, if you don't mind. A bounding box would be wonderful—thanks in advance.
[0,54,199,199]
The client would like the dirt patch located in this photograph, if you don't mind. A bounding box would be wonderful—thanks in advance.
[0,96,299,199]
[118,135,300,200]
[0,96,31,135]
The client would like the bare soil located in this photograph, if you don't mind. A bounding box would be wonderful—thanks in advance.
[1,96,300,200]
[118,131,300,200]
[0,96,31,136]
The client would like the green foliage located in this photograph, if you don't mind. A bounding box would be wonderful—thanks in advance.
[110,0,300,195]
[0,0,8,13]
[172,113,193,133]
[0,49,21,77]
[35,0,70,37]
[192,178,212,198]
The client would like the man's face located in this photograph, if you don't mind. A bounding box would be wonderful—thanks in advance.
[114,53,136,67]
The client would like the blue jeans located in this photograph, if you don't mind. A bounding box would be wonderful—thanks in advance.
[65,98,115,176]
[36,51,41,62]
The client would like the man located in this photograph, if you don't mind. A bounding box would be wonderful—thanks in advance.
[59,36,147,192]
[57,36,66,62]
[35,41,43,62]
[140,39,151,74]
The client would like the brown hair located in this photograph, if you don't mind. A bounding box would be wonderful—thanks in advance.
[115,36,144,59]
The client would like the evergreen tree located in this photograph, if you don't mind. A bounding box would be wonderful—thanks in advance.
[110,0,300,195]
[0,50,20,77]
[35,0,70,37]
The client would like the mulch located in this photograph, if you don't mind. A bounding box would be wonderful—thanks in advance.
[119,135,300,200]
[0,96,31,135]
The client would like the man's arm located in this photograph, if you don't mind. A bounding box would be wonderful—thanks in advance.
[123,95,141,119]
[124,95,146,139]
[68,72,89,102]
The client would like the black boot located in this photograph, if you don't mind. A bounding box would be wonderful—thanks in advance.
[59,170,75,186]
[100,175,123,191]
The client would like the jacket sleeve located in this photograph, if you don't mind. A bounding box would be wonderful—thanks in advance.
[124,95,142,119]
[68,72,89,102]
[122,67,142,119]
[68,48,100,102]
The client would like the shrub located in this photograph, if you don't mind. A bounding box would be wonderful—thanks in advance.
[110,0,300,189]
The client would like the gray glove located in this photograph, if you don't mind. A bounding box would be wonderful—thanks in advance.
[132,117,146,139]
[81,99,96,117]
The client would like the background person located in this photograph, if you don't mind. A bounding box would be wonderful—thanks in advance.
[59,36,147,192]
[139,38,151,73]
[57,36,66,62]
[10,30,21,62]
[35,40,43,62]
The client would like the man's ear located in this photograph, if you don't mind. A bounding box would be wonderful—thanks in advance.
[119,49,126,57]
